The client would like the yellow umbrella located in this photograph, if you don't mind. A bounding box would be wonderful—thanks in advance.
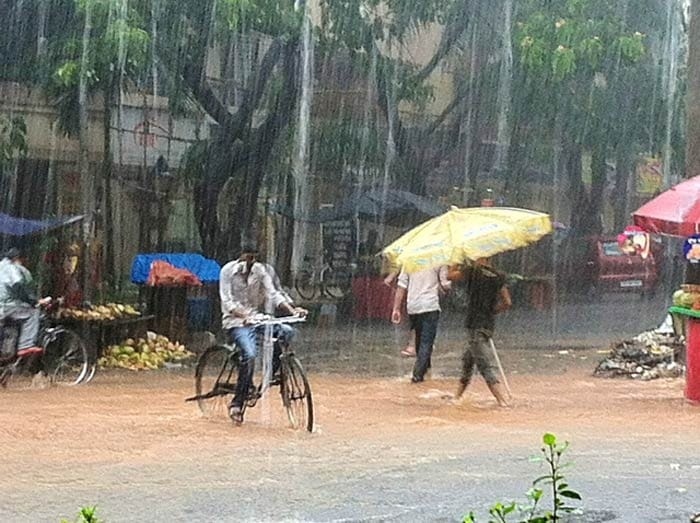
[383,207,553,273]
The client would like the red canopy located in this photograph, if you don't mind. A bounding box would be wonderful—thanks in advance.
[633,176,700,236]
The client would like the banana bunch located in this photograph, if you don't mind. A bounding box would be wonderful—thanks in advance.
[57,303,141,322]
[98,332,193,371]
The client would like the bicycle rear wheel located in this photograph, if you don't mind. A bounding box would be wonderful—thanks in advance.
[42,328,89,386]
[280,355,313,432]
[294,270,317,301]
[195,345,239,418]
[322,267,351,299]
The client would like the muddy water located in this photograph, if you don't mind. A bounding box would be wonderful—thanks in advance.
[1,362,699,522]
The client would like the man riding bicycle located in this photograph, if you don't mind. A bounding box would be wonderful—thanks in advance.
[220,242,307,423]
[0,248,49,361]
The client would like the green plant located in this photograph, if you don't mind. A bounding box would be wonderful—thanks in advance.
[463,433,582,523]
[61,505,103,523]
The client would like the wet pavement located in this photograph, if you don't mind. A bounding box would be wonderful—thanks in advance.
[2,294,699,522]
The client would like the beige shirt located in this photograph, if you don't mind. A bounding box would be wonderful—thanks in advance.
[397,266,451,315]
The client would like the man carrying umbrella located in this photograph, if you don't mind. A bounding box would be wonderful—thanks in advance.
[383,206,552,398]
[450,259,511,407]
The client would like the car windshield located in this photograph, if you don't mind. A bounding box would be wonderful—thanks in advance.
[602,242,624,256]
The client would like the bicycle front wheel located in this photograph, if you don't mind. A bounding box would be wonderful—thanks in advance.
[42,329,90,386]
[322,267,351,299]
[195,345,239,418]
[280,355,314,432]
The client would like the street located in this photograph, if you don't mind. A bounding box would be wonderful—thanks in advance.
[2,318,700,522]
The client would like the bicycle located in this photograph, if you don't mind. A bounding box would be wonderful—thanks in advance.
[187,315,314,432]
[0,303,92,388]
[294,255,353,301]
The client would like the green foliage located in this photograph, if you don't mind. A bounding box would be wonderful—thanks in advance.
[515,0,647,82]
[48,0,150,136]
[0,117,28,173]
[60,505,103,523]
[463,433,582,523]
[218,0,300,36]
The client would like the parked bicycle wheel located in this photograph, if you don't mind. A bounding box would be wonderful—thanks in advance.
[280,355,313,432]
[195,345,239,418]
[294,270,317,300]
[322,266,351,299]
[42,328,90,386]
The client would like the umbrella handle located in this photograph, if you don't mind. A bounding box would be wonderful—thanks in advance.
[488,337,512,399]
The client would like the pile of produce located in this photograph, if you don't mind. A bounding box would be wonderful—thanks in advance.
[672,285,700,310]
[98,332,194,371]
[56,303,141,322]
[595,330,685,381]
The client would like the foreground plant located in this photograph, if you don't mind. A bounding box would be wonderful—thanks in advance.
[464,433,582,522]
[61,506,103,523]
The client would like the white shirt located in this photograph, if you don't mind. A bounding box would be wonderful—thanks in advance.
[397,266,451,315]
[219,260,289,329]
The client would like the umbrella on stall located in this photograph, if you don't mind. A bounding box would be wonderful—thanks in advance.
[633,176,700,236]
[382,207,553,273]
[382,207,553,398]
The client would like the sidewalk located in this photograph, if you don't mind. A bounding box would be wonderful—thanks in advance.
[298,293,670,376]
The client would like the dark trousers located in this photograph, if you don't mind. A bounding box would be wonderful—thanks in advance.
[409,310,440,381]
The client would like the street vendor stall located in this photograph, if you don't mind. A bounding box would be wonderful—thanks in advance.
[633,176,700,403]
[131,253,221,341]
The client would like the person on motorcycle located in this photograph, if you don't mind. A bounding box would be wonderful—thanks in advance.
[0,247,49,359]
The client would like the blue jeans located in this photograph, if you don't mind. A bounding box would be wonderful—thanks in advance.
[229,324,295,408]
[409,310,440,382]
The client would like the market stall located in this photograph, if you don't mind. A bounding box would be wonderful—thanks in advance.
[131,253,221,341]
[633,176,700,403]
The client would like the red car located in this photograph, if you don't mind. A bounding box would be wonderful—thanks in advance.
[587,238,658,293]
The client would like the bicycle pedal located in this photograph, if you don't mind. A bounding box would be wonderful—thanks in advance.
[246,392,262,408]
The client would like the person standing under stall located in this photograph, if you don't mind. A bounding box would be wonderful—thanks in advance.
[449,258,511,407]
[391,266,450,383]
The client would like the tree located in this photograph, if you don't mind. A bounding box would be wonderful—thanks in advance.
[510,0,661,235]
[48,0,149,291]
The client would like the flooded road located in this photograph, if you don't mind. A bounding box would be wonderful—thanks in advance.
[2,351,699,522]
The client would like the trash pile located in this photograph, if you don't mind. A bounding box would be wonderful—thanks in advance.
[595,330,685,381]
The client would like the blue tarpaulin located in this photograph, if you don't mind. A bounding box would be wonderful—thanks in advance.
[0,213,83,236]
[131,253,221,284]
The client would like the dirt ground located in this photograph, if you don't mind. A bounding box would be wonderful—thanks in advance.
[2,349,700,522]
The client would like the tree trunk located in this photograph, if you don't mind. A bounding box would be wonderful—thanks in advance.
[78,0,94,300]
[613,144,634,231]
[102,77,116,288]
[588,141,607,233]
[686,0,700,179]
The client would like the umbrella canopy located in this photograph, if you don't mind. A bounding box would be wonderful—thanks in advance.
[633,176,700,236]
[383,207,553,273]
[0,213,83,236]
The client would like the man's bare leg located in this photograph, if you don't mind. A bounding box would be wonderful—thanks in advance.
[487,382,511,407]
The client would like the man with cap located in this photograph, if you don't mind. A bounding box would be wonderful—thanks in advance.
[219,241,307,423]
[0,248,48,359]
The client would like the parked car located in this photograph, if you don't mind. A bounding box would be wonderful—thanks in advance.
[586,237,658,294]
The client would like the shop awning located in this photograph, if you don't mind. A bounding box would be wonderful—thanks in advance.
[0,213,83,236]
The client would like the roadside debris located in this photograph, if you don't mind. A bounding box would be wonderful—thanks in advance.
[594,330,685,380]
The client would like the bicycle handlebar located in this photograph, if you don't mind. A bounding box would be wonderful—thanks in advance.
[245,314,307,327]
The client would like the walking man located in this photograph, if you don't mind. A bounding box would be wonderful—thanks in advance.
[450,258,511,407]
[391,266,450,383]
